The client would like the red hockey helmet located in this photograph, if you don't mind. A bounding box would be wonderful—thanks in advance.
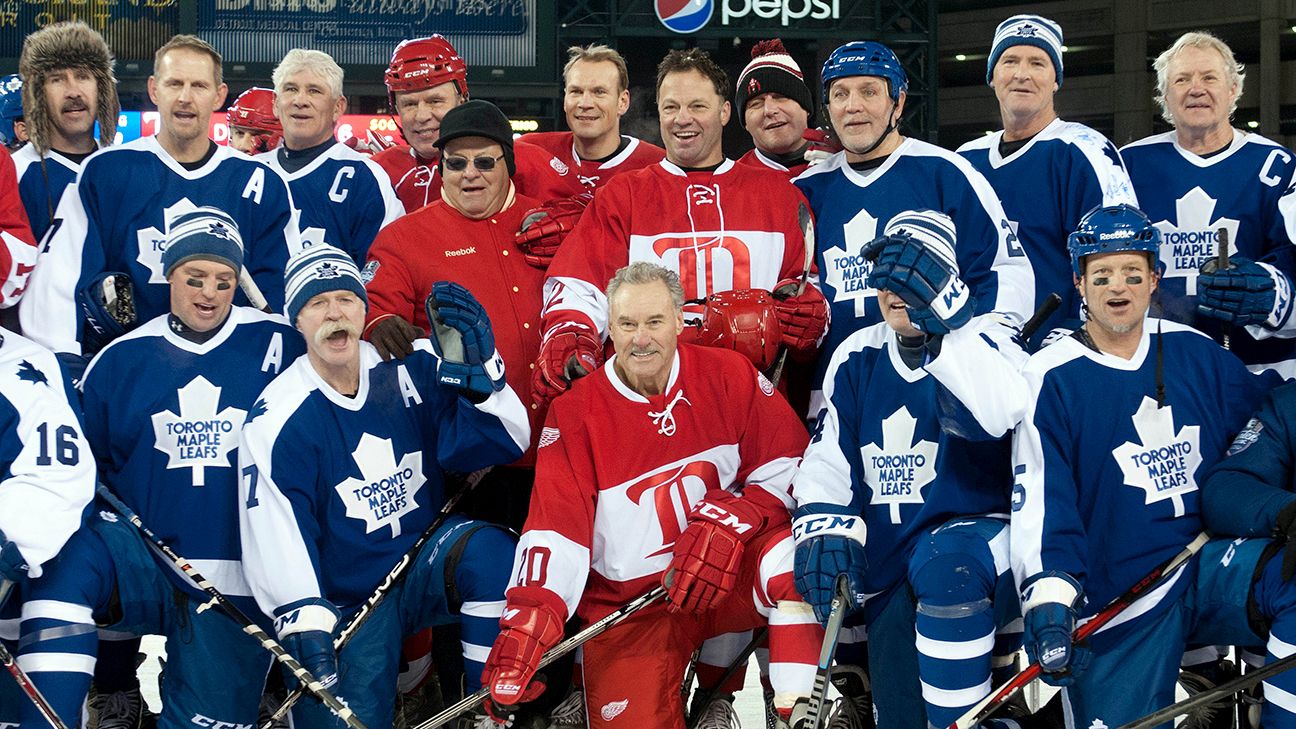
[694,289,782,371]
[227,87,282,151]
[385,36,468,98]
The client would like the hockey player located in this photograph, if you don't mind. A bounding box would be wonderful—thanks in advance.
[793,210,1029,729]
[13,208,305,729]
[227,87,282,155]
[735,39,814,177]
[795,41,1033,416]
[483,262,821,729]
[1122,32,1296,376]
[238,244,529,728]
[537,47,829,405]
[0,74,25,150]
[19,34,300,356]
[1010,203,1296,728]
[256,49,402,264]
[958,15,1137,344]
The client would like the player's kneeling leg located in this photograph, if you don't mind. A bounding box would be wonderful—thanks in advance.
[748,527,822,726]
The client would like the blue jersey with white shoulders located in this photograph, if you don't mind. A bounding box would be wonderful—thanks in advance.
[80,306,304,599]
[238,340,529,637]
[257,142,403,265]
[1122,130,1296,375]
[1011,319,1274,624]
[959,119,1137,327]
[794,139,1035,415]
[11,145,84,244]
[793,314,1028,618]
[18,136,301,354]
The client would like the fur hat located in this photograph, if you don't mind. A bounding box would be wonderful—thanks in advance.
[19,21,119,155]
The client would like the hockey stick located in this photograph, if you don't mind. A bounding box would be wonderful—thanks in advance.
[949,532,1210,729]
[238,269,273,314]
[262,468,489,727]
[0,580,72,729]
[806,574,852,729]
[767,201,817,387]
[684,627,770,728]
[1217,227,1231,350]
[414,585,668,729]
[94,485,368,729]
[1020,293,1063,345]
[1119,650,1296,729]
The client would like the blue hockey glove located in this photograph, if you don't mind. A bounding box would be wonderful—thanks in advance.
[792,507,869,625]
[425,281,506,402]
[76,272,138,355]
[1022,571,1089,686]
[0,528,29,583]
[1197,256,1293,328]
[863,233,973,335]
[282,629,338,689]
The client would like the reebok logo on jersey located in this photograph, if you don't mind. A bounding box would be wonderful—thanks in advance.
[539,427,560,448]
[445,247,477,257]
[600,699,629,721]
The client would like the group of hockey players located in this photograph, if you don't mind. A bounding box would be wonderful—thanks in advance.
[1,8,1296,729]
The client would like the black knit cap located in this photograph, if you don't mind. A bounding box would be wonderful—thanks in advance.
[734,39,814,118]
[434,99,516,176]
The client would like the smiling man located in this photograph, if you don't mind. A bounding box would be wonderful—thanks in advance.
[734,38,814,177]
[1122,32,1296,377]
[256,49,402,266]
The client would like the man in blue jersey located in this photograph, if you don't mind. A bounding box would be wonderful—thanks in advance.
[238,244,529,728]
[257,49,402,264]
[1122,32,1296,377]
[19,34,300,356]
[1010,203,1296,727]
[958,15,1136,345]
[13,208,306,729]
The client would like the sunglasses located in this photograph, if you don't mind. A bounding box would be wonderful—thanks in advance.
[443,154,505,172]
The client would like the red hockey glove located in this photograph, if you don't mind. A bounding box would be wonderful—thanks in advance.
[515,192,594,269]
[532,327,603,405]
[772,279,829,360]
[366,315,424,361]
[483,589,566,715]
[665,492,769,613]
[803,126,843,166]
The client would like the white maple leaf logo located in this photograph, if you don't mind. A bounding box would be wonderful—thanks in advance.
[1112,396,1201,517]
[150,376,248,487]
[334,433,426,537]
[136,198,201,284]
[822,209,879,318]
[300,226,328,249]
[1153,187,1240,294]
[860,406,938,524]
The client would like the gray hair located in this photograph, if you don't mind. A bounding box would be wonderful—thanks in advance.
[607,261,684,311]
[273,49,344,99]
[1154,31,1245,125]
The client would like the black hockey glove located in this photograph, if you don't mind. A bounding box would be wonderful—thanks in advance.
[76,272,137,355]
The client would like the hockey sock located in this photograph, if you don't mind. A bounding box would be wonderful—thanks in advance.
[912,555,998,728]
[767,600,821,712]
[696,631,752,695]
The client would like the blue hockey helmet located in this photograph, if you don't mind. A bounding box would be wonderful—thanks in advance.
[1067,204,1162,277]
[821,41,908,105]
[0,74,23,147]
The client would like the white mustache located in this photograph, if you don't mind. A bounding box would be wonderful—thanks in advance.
[313,320,359,347]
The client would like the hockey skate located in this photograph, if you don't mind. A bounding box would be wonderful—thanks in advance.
[824,664,873,729]
[90,687,144,729]
[545,688,586,727]
[691,692,742,729]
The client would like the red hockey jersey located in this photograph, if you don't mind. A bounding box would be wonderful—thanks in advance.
[0,147,36,306]
[372,141,586,212]
[519,132,666,191]
[511,343,807,622]
[737,147,810,178]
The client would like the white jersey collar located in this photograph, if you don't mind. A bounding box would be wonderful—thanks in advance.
[659,158,736,177]
[603,348,682,404]
[840,137,912,188]
[304,341,378,410]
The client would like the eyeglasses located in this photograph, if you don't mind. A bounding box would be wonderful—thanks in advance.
[443,154,505,172]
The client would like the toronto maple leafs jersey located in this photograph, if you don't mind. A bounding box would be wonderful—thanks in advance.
[0,327,93,577]
[238,340,528,635]
[18,136,301,354]
[257,142,403,265]
[11,145,84,244]
[80,307,304,598]
[1012,319,1275,623]
[793,140,1035,411]
[959,119,1137,325]
[793,315,1028,617]
[1121,130,1296,373]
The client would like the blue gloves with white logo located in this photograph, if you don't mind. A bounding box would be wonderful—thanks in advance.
[0,528,29,583]
[1022,571,1089,686]
[282,629,338,689]
[1197,256,1293,328]
[865,234,974,335]
[425,281,507,402]
[792,506,869,624]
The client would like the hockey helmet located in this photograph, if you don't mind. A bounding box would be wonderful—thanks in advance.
[0,74,24,148]
[227,87,282,151]
[694,289,782,371]
[1067,203,1162,277]
[384,36,468,98]
[821,41,907,105]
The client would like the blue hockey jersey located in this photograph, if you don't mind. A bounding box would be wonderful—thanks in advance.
[11,145,82,244]
[794,139,1035,414]
[257,142,403,265]
[18,136,301,354]
[80,307,304,598]
[959,119,1137,330]
[1122,131,1296,374]
[238,340,528,636]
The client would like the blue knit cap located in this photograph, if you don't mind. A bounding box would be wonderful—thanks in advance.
[986,15,1064,85]
[161,207,244,278]
[283,244,368,324]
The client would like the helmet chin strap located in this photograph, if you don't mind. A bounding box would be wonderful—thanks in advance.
[838,99,901,159]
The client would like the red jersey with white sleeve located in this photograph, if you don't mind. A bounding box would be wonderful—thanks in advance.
[0,147,37,307]
[519,132,666,191]
[373,141,586,213]
[371,145,439,213]
[510,343,807,623]
[541,159,816,340]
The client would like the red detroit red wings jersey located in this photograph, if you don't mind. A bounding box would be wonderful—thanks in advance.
[737,147,810,178]
[520,132,666,191]
[542,159,815,338]
[510,343,808,622]
[373,141,587,212]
